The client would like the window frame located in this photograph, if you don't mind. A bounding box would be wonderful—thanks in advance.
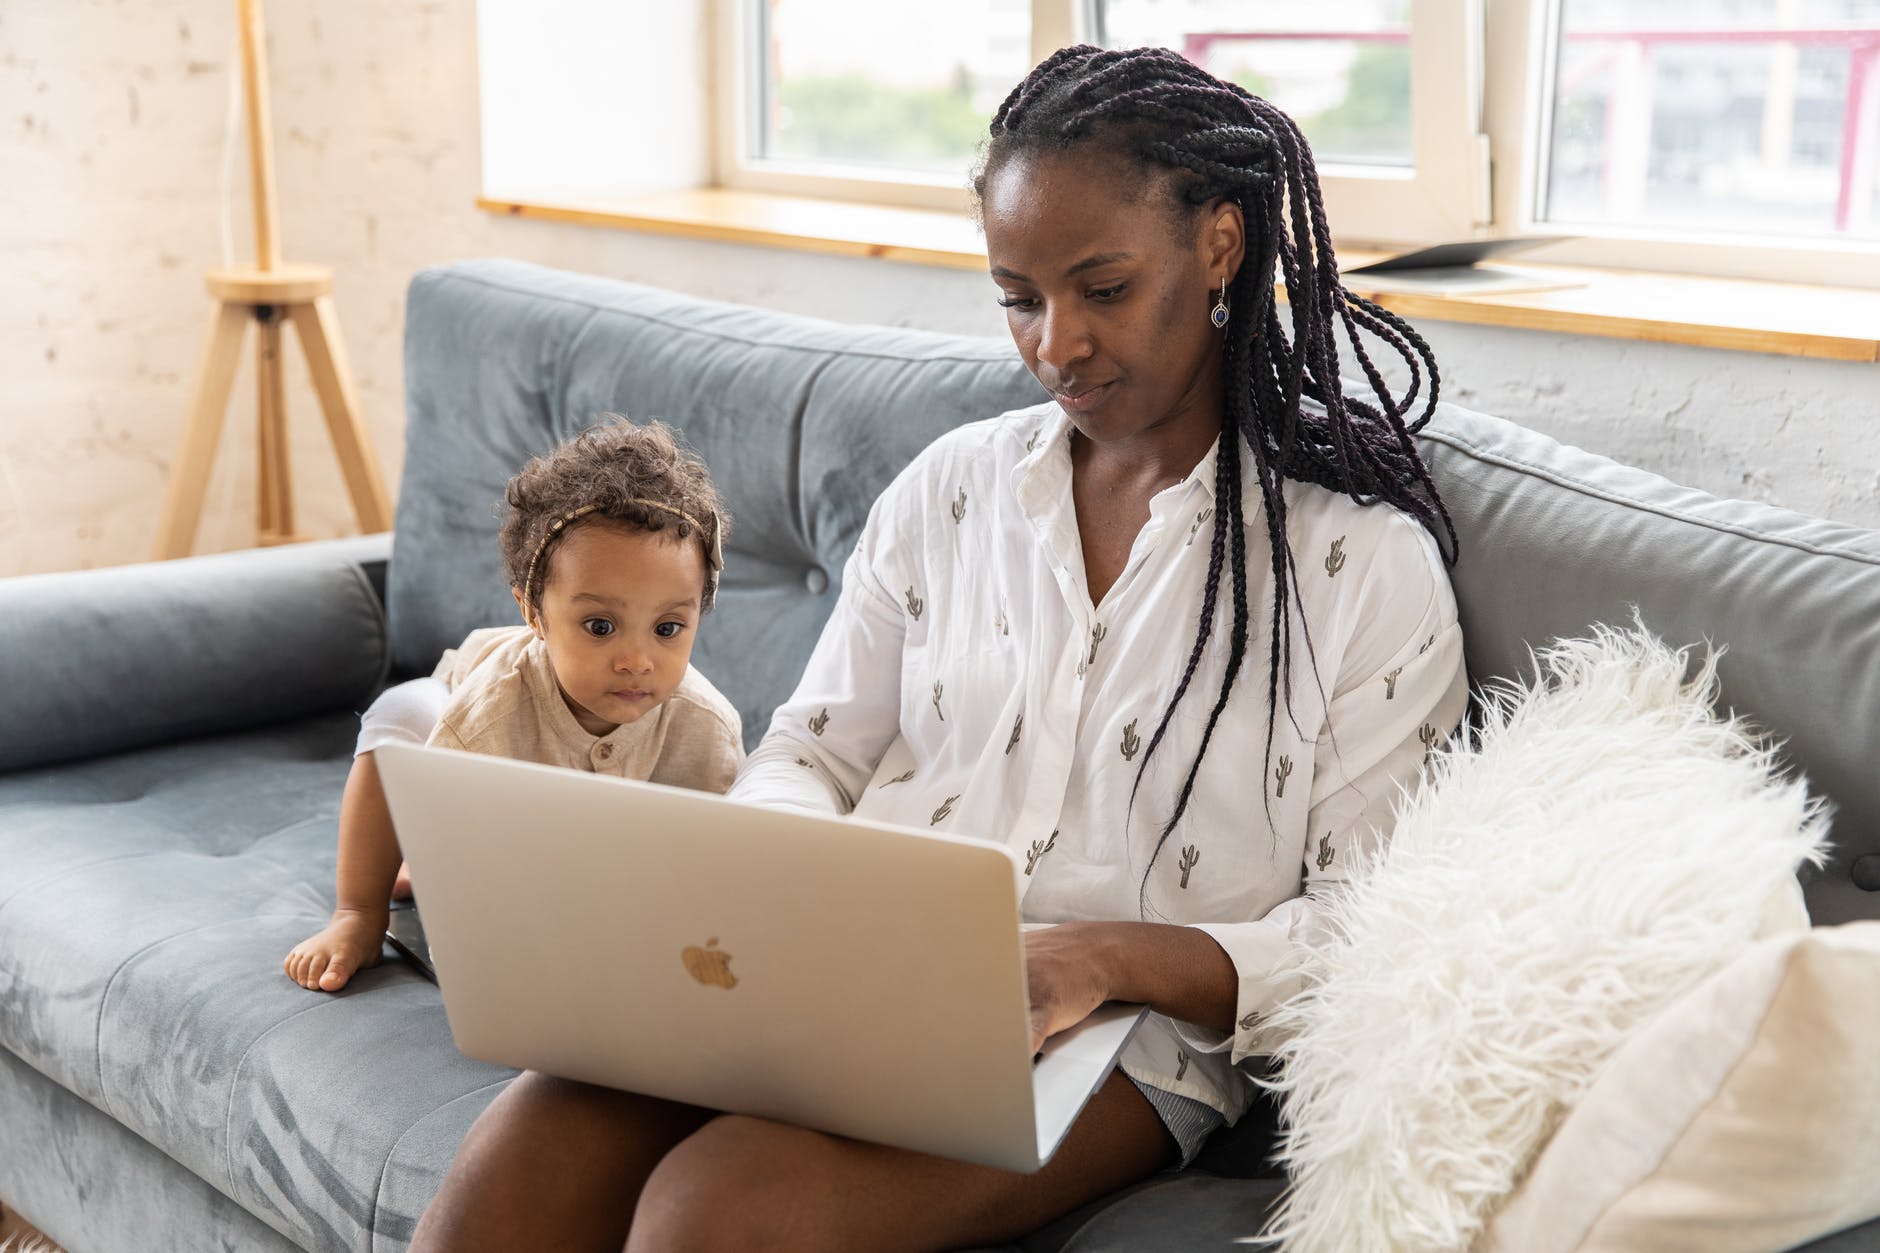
[711,0,1492,241]
[1487,0,1880,288]
[706,0,1880,286]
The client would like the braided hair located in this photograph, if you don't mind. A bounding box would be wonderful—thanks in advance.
[973,46,1458,913]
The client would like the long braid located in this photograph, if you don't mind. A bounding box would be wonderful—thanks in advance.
[1128,419,1232,815]
[975,46,1457,910]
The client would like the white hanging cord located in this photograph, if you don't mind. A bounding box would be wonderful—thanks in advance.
[207,29,246,550]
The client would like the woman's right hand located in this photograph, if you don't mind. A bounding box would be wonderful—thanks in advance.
[1023,923,1119,1054]
[284,907,388,992]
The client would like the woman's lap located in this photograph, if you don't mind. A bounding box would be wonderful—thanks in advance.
[415,1068,1174,1253]
[628,1069,1175,1252]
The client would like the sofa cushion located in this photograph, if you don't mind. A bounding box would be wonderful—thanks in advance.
[0,714,513,1252]
[0,535,390,774]
[391,260,1047,747]
[1483,923,1880,1253]
[1416,405,1880,922]
[0,1045,302,1253]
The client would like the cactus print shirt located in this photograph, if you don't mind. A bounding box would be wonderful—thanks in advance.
[731,400,1469,1124]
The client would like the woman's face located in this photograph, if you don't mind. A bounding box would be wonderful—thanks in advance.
[981,149,1242,449]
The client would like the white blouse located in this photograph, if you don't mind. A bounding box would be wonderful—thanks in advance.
[731,401,1469,1125]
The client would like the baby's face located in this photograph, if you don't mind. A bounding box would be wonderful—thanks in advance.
[524,521,707,736]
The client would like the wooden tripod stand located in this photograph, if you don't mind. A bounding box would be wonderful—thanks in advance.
[153,0,391,560]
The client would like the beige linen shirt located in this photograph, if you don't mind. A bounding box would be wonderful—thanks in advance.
[730,401,1469,1125]
[430,625,744,793]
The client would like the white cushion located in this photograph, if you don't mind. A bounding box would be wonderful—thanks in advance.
[1258,625,1827,1253]
[1482,922,1880,1253]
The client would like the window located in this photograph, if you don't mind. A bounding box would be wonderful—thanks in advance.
[713,0,1038,212]
[1098,1,1418,170]
[1491,0,1880,285]
[1084,0,1490,243]
[1538,1,1880,241]
[478,2,1880,286]
[755,0,1032,178]
[714,0,1490,238]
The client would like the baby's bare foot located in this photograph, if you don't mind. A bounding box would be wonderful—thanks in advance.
[391,860,414,900]
[284,909,387,992]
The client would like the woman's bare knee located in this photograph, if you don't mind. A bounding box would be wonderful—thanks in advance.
[415,1072,708,1253]
[628,1115,819,1253]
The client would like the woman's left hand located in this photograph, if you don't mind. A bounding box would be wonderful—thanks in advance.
[1023,923,1117,1054]
[1021,921,1240,1052]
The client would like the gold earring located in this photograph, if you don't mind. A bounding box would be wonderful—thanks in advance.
[1210,277,1230,329]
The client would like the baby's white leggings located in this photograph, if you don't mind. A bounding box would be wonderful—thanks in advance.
[354,677,448,756]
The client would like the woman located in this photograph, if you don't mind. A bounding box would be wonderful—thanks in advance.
[412,45,1467,1252]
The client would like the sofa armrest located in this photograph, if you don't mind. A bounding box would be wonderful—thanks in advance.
[0,534,392,773]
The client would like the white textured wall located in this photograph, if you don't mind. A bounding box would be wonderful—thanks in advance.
[1,0,1874,578]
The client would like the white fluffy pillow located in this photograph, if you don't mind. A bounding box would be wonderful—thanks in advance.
[1258,625,1828,1253]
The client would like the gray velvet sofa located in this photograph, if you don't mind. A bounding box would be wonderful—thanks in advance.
[4,258,1879,1253]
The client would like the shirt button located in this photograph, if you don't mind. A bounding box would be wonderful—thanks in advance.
[596,743,613,760]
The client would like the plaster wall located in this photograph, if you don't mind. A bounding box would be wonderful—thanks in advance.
[1,0,1873,578]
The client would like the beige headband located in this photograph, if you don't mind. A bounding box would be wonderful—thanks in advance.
[522,500,724,608]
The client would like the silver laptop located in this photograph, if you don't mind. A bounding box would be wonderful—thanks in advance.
[372,741,1146,1173]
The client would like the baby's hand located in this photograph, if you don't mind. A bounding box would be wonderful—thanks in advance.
[284,909,388,992]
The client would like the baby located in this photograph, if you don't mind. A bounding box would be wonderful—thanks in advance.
[284,418,744,992]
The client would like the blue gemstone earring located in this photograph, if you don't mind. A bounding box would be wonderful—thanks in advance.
[1210,277,1230,329]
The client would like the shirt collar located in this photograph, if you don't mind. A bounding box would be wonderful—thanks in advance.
[1012,403,1255,515]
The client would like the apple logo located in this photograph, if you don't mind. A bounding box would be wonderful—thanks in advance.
[681,937,738,989]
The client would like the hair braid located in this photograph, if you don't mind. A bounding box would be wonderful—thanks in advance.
[1128,421,1233,809]
[975,46,1457,912]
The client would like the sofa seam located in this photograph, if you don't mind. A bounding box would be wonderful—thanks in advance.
[222,996,355,1198]
[0,849,164,922]
[1420,428,1880,568]
[550,303,609,433]
[789,355,835,554]
[7,800,346,926]
[89,912,320,1129]
[365,1076,516,1250]
[422,267,1024,367]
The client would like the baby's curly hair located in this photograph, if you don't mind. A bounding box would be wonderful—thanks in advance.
[499,416,730,614]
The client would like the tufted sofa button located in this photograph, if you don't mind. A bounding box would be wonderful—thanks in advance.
[1852,855,1880,891]
[805,567,829,595]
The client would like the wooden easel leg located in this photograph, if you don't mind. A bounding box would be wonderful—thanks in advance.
[254,307,296,544]
[153,300,251,560]
[290,296,392,533]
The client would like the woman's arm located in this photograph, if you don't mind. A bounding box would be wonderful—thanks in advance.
[1025,612,1465,1054]
[1030,516,1470,1056]
[730,494,912,814]
[1174,524,1469,1062]
[1023,922,1238,1053]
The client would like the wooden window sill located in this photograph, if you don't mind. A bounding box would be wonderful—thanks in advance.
[479,189,1880,363]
